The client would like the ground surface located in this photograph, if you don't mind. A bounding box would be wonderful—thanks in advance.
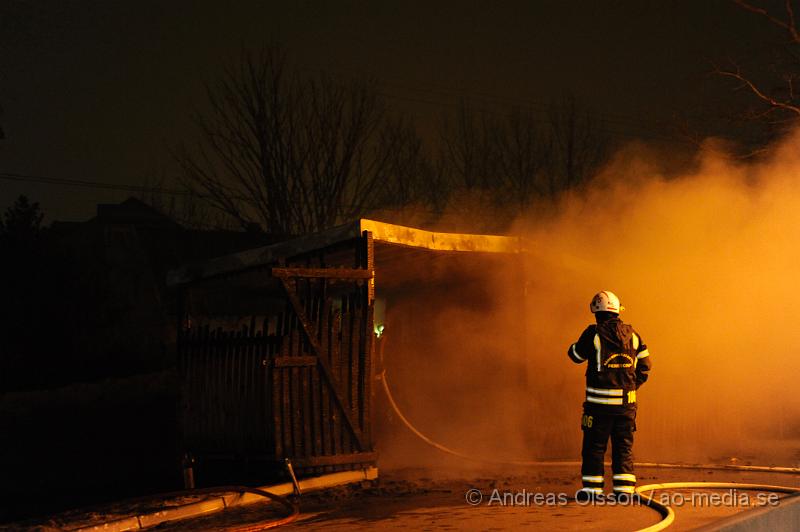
[143,465,799,531]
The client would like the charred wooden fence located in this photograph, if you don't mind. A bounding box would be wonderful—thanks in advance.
[175,232,377,483]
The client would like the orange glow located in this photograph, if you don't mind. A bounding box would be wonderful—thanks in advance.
[377,130,800,469]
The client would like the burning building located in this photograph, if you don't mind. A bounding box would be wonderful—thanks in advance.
[167,218,526,484]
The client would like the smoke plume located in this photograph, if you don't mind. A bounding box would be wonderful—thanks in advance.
[376,131,800,469]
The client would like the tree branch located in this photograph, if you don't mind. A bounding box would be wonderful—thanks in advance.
[734,0,800,42]
[714,62,800,116]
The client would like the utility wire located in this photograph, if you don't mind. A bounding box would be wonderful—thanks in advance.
[296,63,683,142]
[0,171,446,216]
[376,91,688,145]
[0,171,193,197]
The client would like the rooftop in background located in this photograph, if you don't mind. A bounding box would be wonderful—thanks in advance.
[94,198,181,228]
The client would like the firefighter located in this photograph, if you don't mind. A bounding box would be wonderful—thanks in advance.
[567,291,651,500]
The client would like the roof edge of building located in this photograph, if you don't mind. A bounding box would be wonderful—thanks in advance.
[167,218,523,286]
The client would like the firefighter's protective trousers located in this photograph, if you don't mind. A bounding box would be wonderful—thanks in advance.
[580,409,636,494]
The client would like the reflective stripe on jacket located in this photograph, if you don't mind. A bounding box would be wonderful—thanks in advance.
[567,317,651,412]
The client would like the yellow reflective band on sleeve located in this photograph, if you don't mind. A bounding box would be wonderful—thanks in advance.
[613,486,635,493]
[593,334,602,372]
[613,474,637,482]
[586,386,623,396]
[571,344,585,361]
[586,396,623,405]
[627,390,636,404]
[632,333,639,350]
[636,349,650,359]
[582,475,604,483]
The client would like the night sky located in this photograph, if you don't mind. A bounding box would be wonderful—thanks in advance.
[0,1,779,222]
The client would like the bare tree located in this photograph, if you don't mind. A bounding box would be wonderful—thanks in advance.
[714,1,800,137]
[436,97,610,219]
[495,107,549,209]
[0,195,43,243]
[545,95,610,198]
[177,48,426,236]
[371,117,448,212]
[438,100,504,196]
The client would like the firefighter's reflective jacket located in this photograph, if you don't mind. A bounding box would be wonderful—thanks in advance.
[567,317,651,413]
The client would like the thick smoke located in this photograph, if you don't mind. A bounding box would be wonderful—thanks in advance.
[376,131,800,469]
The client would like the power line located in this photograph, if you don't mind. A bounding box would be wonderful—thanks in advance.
[296,63,683,142]
[376,91,689,145]
[0,171,195,197]
[376,77,666,131]
[0,171,445,216]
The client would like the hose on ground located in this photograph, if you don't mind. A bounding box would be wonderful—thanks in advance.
[634,482,800,532]
[379,369,799,474]
[378,369,575,467]
[67,485,298,531]
[378,369,800,531]
[213,486,299,532]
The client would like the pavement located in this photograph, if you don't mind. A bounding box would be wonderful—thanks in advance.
[148,465,800,531]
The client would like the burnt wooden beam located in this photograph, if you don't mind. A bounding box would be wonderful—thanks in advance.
[271,267,374,280]
[167,221,363,286]
[166,218,524,287]
[361,230,375,443]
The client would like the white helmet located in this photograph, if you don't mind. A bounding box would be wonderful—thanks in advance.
[590,291,624,314]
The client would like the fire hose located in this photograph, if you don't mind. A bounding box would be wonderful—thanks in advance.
[377,369,800,531]
[633,482,799,532]
[163,486,299,532]
[61,485,299,531]
[217,485,299,532]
